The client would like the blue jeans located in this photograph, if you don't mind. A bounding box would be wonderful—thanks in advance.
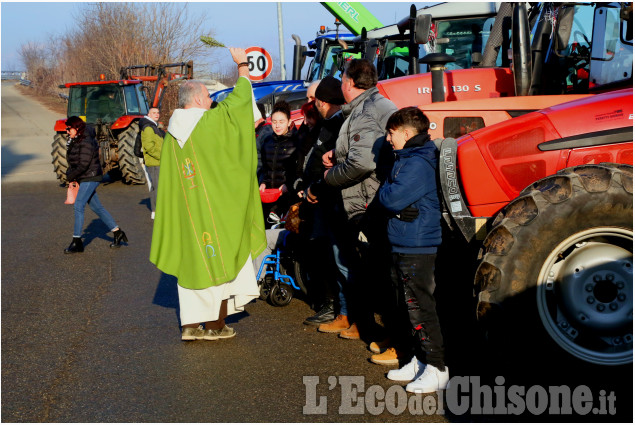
[73,181,118,237]
[325,203,357,317]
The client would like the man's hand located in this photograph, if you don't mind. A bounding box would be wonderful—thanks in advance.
[279,184,288,194]
[306,186,318,204]
[398,206,419,222]
[229,47,247,64]
[259,183,266,192]
[229,47,250,78]
[322,149,334,168]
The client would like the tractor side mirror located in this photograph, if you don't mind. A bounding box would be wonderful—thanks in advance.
[364,39,379,62]
[414,14,432,44]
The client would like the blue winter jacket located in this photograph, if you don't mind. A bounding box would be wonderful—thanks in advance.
[378,132,442,253]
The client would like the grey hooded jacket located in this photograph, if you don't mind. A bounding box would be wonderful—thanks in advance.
[324,86,397,220]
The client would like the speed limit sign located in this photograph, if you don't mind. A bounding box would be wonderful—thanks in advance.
[245,46,273,81]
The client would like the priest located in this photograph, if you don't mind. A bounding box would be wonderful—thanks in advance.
[150,47,266,341]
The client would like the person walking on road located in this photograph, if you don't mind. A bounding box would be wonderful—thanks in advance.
[379,107,448,393]
[150,48,266,342]
[64,116,127,253]
[139,107,165,219]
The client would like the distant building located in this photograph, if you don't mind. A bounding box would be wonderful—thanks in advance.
[1,71,25,80]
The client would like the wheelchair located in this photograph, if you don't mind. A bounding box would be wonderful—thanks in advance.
[255,214,308,307]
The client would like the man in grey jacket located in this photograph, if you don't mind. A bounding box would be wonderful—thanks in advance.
[318,59,399,346]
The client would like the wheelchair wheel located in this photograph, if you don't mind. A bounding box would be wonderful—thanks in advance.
[293,259,309,296]
[259,275,273,301]
[269,282,293,307]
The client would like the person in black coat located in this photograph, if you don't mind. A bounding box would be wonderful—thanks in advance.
[64,116,127,253]
[300,76,349,326]
[258,101,300,227]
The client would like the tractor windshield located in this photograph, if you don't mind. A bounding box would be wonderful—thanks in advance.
[123,84,148,116]
[308,44,341,81]
[307,43,361,82]
[376,40,422,79]
[67,85,126,124]
[431,15,500,70]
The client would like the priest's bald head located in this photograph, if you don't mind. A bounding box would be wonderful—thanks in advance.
[178,80,213,110]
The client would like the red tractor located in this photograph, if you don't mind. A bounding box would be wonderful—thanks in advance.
[291,2,631,366]
[417,3,633,366]
[440,88,632,366]
[278,3,633,367]
[51,61,192,185]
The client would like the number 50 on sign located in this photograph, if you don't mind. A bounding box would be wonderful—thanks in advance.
[245,46,273,81]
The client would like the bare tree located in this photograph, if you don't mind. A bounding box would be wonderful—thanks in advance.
[20,2,223,104]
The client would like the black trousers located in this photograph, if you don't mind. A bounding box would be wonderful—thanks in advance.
[391,252,445,370]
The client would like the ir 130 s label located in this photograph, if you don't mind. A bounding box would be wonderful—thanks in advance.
[417,85,481,94]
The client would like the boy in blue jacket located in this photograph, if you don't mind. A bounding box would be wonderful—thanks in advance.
[378,107,448,393]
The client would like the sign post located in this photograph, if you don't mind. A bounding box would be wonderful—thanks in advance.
[245,46,273,81]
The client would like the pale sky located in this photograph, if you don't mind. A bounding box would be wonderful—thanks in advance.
[0,1,435,76]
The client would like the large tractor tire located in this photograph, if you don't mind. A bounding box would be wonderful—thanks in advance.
[51,133,69,185]
[117,122,146,185]
[475,164,633,366]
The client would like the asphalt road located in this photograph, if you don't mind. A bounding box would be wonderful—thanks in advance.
[1,82,632,422]
[1,81,61,183]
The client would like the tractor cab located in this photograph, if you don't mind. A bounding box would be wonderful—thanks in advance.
[304,30,358,82]
[330,2,502,81]
[52,61,192,186]
[65,81,148,125]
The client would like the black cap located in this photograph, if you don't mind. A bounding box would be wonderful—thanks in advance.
[315,76,345,105]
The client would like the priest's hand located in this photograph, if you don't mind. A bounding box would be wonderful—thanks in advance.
[279,184,288,194]
[230,47,249,78]
[259,183,266,192]
[229,47,248,65]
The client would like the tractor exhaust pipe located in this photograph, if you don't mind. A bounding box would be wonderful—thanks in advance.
[406,4,419,75]
[291,34,306,81]
[420,53,456,103]
[512,3,531,96]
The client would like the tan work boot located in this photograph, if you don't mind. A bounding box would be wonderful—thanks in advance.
[318,315,350,333]
[339,322,360,340]
[370,347,406,366]
[369,338,392,354]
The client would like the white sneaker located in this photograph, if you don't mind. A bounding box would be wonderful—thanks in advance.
[405,364,449,394]
[387,355,426,381]
[151,211,155,220]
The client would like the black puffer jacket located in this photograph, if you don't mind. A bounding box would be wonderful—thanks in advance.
[259,126,300,189]
[66,126,102,183]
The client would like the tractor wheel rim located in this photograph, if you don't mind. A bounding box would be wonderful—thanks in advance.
[537,227,633,366]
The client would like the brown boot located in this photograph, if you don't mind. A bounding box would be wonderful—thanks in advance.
[370,347,407,366]
[339,322,360,340]
[369,338,392,354]
[318,315,350,333]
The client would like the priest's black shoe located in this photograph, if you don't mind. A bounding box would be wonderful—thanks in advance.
[110,229,128,248]
[64,237,84,254]
[303,300,335,325]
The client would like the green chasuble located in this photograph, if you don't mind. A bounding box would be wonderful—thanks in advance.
[150,77,266,289]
